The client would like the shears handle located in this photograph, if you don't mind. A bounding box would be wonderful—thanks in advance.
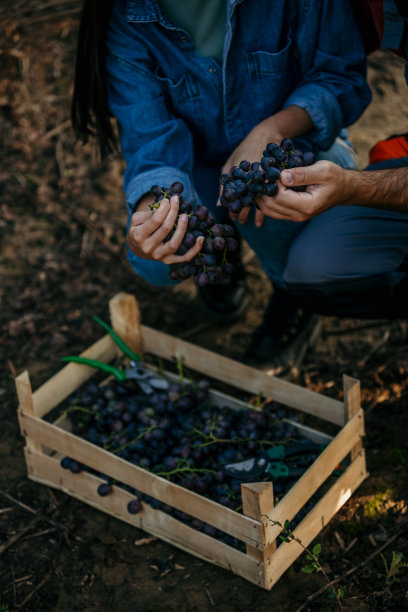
[93,316,142,362]
[62,356,127,381]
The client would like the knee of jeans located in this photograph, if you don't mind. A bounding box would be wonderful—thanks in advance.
[283,243,335,285]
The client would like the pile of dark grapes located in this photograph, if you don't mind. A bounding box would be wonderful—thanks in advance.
[149,183,239,287]
[219,138,316,214]
[59,372,321,548]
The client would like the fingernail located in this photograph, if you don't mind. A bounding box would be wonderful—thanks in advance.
[171,195,179,204]
[283,170,292,185]
[180,214,187,222]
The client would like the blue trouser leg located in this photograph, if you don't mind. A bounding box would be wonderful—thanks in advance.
[282,158,408,318]
[126,134,358,287]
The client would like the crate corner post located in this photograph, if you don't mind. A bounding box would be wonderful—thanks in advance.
[15,369,43,464]
[109,292,144,358]
[241,481,276,589]
[343,374,366,466]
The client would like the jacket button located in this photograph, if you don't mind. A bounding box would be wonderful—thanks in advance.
[209,66,217,74]
[180,35,188,42]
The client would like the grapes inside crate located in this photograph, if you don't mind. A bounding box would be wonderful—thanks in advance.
[15,292,367,590]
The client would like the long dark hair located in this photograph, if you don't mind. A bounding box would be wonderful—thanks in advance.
[71,0,116,157]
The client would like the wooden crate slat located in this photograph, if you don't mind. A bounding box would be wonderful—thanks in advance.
[265,450,367,590]
[25,448,265,588]
[15,371,42,453]
[33,334,117,419]
[141,325,345,425]
[264,408,365,547]
[18,411,264,548]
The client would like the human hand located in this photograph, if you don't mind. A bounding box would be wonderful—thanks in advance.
[216,125,283,228]
[257,161,351,222]
[127,195,204,263]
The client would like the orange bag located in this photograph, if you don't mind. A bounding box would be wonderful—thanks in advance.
[369,134,408,164]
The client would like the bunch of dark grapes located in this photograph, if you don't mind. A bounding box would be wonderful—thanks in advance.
[219,138,316,214]
[59,374,322,547]
[149,182,239,287]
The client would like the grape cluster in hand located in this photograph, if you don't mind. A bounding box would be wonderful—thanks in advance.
[219,138,316,214]
[150,183,239,287]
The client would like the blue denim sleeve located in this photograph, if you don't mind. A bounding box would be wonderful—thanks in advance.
[283,0,372,150]
[105,15,198,217]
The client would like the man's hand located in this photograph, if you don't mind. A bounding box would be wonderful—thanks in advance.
[217,105,314,227]
[127,195,204,263]
[257,160,352,222]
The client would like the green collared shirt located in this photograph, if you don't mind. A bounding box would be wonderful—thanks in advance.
[158,0,226,64]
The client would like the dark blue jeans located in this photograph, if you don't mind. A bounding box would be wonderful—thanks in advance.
[283,157,408,318]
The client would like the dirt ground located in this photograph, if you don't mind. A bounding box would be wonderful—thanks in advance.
[1,2,408,611]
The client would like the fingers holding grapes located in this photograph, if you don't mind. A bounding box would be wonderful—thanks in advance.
[127,195,204,263]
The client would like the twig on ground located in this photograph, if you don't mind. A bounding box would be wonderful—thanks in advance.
[16,573,51,609]
[0,490,38,515]
[0,516,42,556]
[357,330,390,367]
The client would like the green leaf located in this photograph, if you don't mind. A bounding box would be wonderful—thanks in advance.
[279,535,290,543]
[301,564,315,574]
[312,543,321,556]
[284,519,290,530]
[306,554,313,560]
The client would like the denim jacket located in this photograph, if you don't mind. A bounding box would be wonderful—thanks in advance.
[105,0,372,213]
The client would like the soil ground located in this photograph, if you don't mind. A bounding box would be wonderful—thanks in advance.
[1,2,408,611]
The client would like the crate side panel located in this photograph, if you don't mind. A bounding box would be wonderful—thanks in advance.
[33,334,117,419]
[25,448,265,588]
[264,409,365,547]
[265,451,367,590]
[19,411,263,547]
[141,326,345,425]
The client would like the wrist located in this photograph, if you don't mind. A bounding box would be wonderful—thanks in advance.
[259,106,314,145]
[133,192,154,213]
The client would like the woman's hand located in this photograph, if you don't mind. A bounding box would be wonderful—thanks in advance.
[127,195,204,263]
[217,105,314,227]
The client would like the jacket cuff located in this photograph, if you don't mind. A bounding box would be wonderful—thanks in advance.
[125,167,199,216]
[283,84,343,151]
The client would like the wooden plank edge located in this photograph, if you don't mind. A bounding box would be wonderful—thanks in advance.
[18,412,263,548]
[25,448,265,588]
[32,333,117,419]
[264,408,365,546]
[141,325,345,425]
[264,450,368,590]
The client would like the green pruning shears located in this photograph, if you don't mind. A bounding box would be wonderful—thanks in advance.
[224,442,328,480]
[62,316,169,395]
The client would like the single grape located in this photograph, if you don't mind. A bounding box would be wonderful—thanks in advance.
[265,182,279,197]
[127,499,142,514]
[212,224,225,237]
[169,181,184,194]
[213,237,226,251]
[265,167,281,182]
[97,483,113,497]
[281,138,294,151]
[195,272,209,287]
[183,232,196,249]
[303,151,316,166]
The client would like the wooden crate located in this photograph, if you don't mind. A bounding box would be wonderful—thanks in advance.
[15,292,367,590]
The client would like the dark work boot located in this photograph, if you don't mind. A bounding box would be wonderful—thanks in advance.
[244,285,322,374]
